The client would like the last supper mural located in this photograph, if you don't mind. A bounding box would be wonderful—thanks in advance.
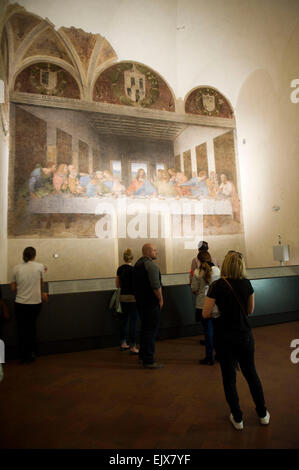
[8,103,243,240]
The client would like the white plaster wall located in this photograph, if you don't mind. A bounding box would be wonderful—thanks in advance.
[7,238,118,281]
[176,0,299,266]
[15,0,178,93]
[3,0,299,276]
[175,0,299,104]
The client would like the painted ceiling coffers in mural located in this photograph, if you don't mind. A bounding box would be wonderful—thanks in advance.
[87,112,187,141]
[185,87,234,119]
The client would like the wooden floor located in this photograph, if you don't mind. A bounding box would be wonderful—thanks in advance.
[0,321,299,449]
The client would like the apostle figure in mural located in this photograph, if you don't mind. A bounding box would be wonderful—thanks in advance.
[94,171,111,195]
[206,171,219,197]
[181,170,209,198]
[84,171,112,197]
[152,169,163,184]
[218,173,240,222]
[168,168,190,197]
[85,174,101,197]
[29,161,57,198]
[79,172,91,190]
[102,170,126,195]
[153,169,176,197]
[66,165,84,195]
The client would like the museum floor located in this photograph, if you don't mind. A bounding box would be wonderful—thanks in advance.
[0,321,299,450]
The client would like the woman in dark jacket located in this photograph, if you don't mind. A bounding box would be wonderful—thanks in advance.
[203,251,270,430]
[116,249,139,354]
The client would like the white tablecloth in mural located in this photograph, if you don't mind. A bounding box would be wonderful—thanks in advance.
[29,195,233,216]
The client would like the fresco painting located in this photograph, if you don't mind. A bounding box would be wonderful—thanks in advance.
[185,87,234,119]
[9,104,243,240]
[3,8,243,263]
[93,62,175,112]
[14,62,81,99]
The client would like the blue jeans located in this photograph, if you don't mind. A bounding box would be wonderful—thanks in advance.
[196,308,214,360]
[138,305,161,365]
[119,302,138,346]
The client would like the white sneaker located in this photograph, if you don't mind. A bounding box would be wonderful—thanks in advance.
[260,411,270,425]
[230,414,243,430]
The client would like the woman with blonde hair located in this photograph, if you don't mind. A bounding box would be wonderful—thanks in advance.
[116,249,139,354]
[191,251,220,365]
[203,251,269,430]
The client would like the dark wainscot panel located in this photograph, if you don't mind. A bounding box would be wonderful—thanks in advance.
[1,276,299,359]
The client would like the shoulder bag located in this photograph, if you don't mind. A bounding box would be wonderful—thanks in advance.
[109,288,122,315]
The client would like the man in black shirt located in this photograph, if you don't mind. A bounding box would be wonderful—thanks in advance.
[133,244,164,369]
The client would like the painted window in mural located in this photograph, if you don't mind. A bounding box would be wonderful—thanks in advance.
[131,162,148,179]
[111,160,122,179]
[156,163,165,171]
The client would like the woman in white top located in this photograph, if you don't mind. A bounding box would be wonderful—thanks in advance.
[11,247,48,363]
[191,251,220,365]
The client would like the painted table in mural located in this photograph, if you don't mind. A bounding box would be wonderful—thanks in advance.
[29,195,233,215]
[28,195,233,234]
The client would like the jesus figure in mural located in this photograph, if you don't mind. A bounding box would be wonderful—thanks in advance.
[218,173,240,222]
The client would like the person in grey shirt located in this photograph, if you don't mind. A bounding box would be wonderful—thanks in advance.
[133,244,164,369]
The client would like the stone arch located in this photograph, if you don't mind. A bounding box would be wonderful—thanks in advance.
[5,9,46,55]
[185,85,234,119]
[2,7,85,97]
[92,60,176,112]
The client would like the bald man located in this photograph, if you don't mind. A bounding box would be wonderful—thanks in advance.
[133,244,164,369]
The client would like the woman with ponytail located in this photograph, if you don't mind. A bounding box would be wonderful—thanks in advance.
[191,251,220,365]
[116,249,139,354]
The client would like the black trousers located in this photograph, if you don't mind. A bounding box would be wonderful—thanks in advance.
[138,305,161,365]
[214,330,267,422]
[15,302,41,361]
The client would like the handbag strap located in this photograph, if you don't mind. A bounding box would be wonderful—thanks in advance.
[222,277,248,317]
